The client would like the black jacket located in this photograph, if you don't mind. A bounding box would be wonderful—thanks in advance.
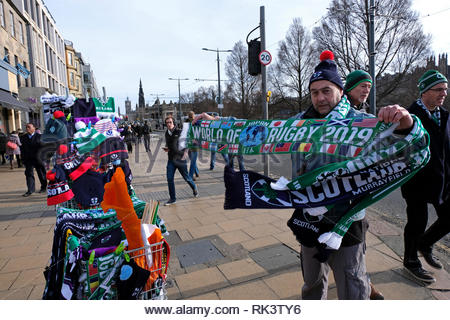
[165,128,185,161]
[20,132,43,163]
[401,101,450,205]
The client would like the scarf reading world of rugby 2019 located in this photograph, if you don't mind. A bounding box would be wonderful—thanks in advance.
[186,96,430,249]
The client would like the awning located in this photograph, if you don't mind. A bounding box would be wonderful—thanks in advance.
[0,90,32,112]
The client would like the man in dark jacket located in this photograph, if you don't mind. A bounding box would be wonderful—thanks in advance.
[0,128,7,164]
[401,70,449,283]
[163,115,198,205]
[142,120,151,152]
[20,123,47,196]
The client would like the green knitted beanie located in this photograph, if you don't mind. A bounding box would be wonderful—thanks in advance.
[344,70,372,93]
[418,70,448,95]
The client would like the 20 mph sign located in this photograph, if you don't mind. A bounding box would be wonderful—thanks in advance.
[259,50,272,66]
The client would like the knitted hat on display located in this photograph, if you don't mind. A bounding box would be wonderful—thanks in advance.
[74,128,107,154]
[57,145,95,181]
[71,170,105,207]
[41,116,68,143]
[94,119,120,139]
[98,137,128,165]
[309,50,344,90]
[418,70,448,95]
[344,70,372,93]
[46,166,74,206]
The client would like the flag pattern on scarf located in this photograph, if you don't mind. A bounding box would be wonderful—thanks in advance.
[269,120,287,128]
[292,142,313,152]
[320,143,338,154]
[339,145,363,157]
[275,142,292,152]
[209,121,221,129]
[309,119,327,126]
[328,119,352,126]
[221,122,232,129]
[217,144,227,152]
[352,118,379,128]
[201,141,209,149]
[260,144,274,153]
[228,144,239,153]
[233,121,246,127]
[291,119,307,127]
[201,121,210,127]
[88,263,99,294]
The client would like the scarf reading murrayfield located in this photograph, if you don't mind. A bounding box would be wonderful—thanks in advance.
[186,96,430,249]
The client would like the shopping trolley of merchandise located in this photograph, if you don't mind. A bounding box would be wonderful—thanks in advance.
[46,192,170,300]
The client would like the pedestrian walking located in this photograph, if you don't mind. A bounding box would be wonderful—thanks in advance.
[6,131,22,169]
[401,70,450,284]
[163,115,198,205]
[186,111,200,180]
[0,128,7,164]
[143,120,151,152]
[20,123,47,196]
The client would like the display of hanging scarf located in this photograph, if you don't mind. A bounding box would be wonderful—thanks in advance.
[187,96,430,250]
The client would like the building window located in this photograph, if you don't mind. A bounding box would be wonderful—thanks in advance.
[70,72,74,86]
[9,11,15,37]
[68,52,73,66]
[23,61,29,87]
[24,0,29,13]
[0,1,4,28]
[18,21,24,44]
[4,47,9,63]
[35,2,40,29]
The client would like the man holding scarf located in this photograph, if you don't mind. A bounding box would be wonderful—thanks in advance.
[289,51,415,299]
[401,70,449,283]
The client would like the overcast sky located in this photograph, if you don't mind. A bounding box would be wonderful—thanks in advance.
[43,0,449,114]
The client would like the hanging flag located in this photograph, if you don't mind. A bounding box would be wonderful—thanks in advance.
[201,121,210,127]
[269,120,287,128]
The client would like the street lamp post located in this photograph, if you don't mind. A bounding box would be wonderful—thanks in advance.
[202,48,232,116]
[168,77,189,125]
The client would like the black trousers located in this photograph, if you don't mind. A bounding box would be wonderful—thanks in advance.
[403,196,450,268]
[24,160,47,193]
[143,134,150,152]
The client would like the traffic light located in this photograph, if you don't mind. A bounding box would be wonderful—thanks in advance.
[248,39,261,76]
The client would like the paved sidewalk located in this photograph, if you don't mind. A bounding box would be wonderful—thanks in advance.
[0,137,449,300]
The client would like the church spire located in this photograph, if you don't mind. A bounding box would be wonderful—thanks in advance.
[138,79,145,109]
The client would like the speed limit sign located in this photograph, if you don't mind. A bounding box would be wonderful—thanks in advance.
[259,50,272,66]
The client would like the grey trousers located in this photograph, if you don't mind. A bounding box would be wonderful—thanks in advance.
[300,243,370,300]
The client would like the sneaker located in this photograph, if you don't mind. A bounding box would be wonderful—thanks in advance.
[22,191,32,197]
[164,199,176,206]
[419,250,443,269]
[404,266,436,283]
[193,189,199,198]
